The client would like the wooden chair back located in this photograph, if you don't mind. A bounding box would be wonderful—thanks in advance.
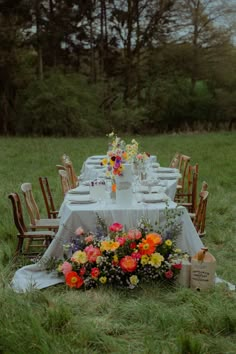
[64,161,78,189]
[175,163,199,213]
[193,182,209,237]
[21,182,40,226]
[178,154,191,191]
[56,164,66,172]
[39,177,58,219]
[58,169,71,196]
[8,192,27,235]
[8,192,54,255]
[169,152,180,168]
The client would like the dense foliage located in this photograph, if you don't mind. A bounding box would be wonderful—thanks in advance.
[0,0,236,135]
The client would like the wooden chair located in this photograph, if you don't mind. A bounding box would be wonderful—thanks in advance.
[21,183,60,231]
[56,164,66,172]
[64,161,78,189]
[58,169,71,196]
[8,193,55,256]
[177,154,191,191]
[169,152,180,168]
[175,163,199,213]
[39,177,59,219]
[190,182,209,237]
[61,154,79,188]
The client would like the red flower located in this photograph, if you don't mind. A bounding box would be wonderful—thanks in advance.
[79,267,86,276]
[109,222,123,232]
[65,271,84,288]
[172,263,182,270]
[120,256,137,272]
[165,270,174,279]
[91,267,100,279]
[130,242,137,249]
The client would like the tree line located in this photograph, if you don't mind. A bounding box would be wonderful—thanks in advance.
[1,0,236,136]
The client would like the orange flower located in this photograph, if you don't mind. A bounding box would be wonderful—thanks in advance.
[138,238,156,255]
[146,233,162,245]
[65,271,84,288]
[122,151,128,160]
[120,256,137,272]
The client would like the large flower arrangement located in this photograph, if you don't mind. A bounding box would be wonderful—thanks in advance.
[100,132,148,177]
[56,216,187,290]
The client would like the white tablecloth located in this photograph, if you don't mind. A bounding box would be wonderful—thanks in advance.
[11,156,206,292]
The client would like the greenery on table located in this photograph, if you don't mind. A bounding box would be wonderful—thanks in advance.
[0,132,236,353]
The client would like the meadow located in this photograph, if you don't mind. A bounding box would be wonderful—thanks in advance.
[0,132,236,354]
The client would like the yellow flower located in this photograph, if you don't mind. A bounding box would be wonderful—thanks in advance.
[100,241,120,252]
[141,255,149,265]
[101,158,108,166]
[130,275,139,286]
[57,264,63,272]
[71,250,88,264]
[113,255,118,263]
[149,253,164,268]
[165,239,172,247]
[174,248,181,254]
[99,276,107,284]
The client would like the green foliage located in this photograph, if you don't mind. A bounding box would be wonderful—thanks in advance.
[16,72,105,136]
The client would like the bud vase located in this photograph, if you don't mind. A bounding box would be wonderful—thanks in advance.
[115,163,133,206]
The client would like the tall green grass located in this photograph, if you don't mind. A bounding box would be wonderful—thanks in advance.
[0,132,236,353]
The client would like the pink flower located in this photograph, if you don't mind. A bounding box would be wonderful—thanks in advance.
[127,229,142,240]
[131,252,142,260]
[165,270,174,279]
[109,222,123,232]
[61,261,72,276]
[136,154,143,160]
[75,227,84,236]
[85,235,94,243]
[84,244,101,262]
[116,237,126,246]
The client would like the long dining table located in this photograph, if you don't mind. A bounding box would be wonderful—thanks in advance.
[11,155,206,292]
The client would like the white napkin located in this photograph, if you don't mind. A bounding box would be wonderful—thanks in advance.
[143,193,169,203]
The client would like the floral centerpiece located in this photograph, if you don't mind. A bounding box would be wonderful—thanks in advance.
[55,212,187,290]
[100,132,149,178]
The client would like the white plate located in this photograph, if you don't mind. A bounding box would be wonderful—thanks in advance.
[89,155,106,159]
[137,186,165,194]
[68,199,97,204]
[154,173,181,180]
[68,186,90,195]
[87,161,101,165]
[153,167,178,173]
[143,193,169,203]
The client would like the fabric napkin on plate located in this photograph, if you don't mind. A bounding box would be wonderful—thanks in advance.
[142,192,169,203]
[153,172,181,180]
[137,185,166,194]
[68,186,90,195]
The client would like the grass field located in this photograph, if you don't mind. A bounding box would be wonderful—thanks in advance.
[0,132,236,354]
